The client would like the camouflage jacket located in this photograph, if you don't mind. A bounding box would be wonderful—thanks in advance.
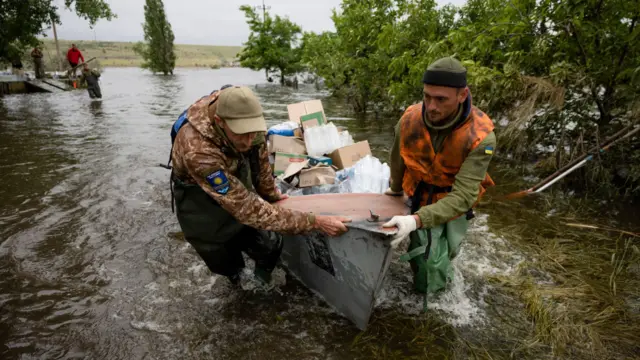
[171,92,315,234]
[80,69,100,87]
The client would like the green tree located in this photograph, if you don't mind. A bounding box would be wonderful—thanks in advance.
[380,0,458,108]
[439,0,639,161]
[238,5,302,85]
[0,0,114,64]
[301,0,398,113]
[301,31,347,91]
[302,0,640,197]
[134,0,176,75]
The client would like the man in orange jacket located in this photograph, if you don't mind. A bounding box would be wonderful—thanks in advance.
[384,57,496,295]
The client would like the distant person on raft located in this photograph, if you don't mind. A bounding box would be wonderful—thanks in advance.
[384,57,497,296]
[31,46,45,79]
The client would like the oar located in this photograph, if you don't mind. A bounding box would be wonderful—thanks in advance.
[503,125,639,199]
[69,57,97,72]
[67,57,97,80]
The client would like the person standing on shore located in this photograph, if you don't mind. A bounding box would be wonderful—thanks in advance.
[31,47,45,79]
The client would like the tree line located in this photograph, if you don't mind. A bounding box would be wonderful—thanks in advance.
[1,0,175,76]
[239,0,640,198]
[0,0,114,65]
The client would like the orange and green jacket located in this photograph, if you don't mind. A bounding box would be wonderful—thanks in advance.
[389,93,496,229]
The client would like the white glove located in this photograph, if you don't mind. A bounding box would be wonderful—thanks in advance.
[383,215,417,248]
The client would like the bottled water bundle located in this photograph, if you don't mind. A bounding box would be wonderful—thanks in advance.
[304,123,340,156]
[304,123,355,157]
[335,155,390,194]
[338,130,354,147]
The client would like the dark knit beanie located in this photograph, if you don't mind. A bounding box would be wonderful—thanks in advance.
[422,57,467,88]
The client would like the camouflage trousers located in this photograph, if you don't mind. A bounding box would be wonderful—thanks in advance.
[172,178,283,279]
[87,85,102,99]
[33,59,45,79]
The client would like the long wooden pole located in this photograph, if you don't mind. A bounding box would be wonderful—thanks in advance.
[50,13,63,71]
[68,57,96,72]
[530,123,637,192]
[503,124,639,199]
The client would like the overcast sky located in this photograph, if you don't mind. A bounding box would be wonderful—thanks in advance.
[45,0,467,46]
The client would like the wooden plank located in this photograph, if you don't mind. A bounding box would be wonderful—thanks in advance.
[42,79,71,91]
[25,80,62,93]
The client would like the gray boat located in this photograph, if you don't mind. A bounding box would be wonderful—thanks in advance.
[277,193,409,330]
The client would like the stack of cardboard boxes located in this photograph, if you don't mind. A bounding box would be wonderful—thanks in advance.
[269,99,372,188]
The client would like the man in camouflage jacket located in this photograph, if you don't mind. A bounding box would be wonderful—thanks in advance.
[171,86,349,285]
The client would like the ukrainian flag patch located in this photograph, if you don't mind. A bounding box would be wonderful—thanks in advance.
[484,146,494,155]
[206,170,230,194]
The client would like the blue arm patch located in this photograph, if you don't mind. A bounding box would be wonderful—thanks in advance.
[206,170,230,194]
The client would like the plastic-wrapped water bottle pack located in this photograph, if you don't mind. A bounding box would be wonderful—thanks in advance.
[304,123,340,156]
[338,130,354,147]
[335,155,390,194]
[303,123,355,157]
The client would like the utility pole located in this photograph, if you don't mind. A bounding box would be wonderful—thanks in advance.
[254,0,271,80]
[254,0,270,23]
[50,13,63,71]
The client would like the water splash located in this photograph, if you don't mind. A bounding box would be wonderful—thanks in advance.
[375,213,524,328]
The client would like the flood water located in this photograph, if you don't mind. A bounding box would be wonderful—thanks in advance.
[0,68,635,359]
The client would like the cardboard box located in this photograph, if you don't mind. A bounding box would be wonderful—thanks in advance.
[299,166,336,188]
[268,134,306,154]
[300,111,325,130]
[287,102,307,124]
[273,153,308,176]
[287,100,327,124]
[329,141,372,169]
[307,155,332,167]
[279,159,309,180]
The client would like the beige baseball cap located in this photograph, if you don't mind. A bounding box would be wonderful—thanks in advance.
[216,86,267,134]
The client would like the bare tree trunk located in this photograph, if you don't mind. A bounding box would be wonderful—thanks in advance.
[51,13,63,71]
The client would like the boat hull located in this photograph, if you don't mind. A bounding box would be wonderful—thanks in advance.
[277,193,409,329]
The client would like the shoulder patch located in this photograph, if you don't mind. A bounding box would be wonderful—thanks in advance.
[484,146,494,155]
[206,170,230,194]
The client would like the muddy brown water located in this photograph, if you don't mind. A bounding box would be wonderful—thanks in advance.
[1,68,636,359]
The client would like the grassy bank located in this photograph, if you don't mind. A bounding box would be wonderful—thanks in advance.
[33,39,243,69]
